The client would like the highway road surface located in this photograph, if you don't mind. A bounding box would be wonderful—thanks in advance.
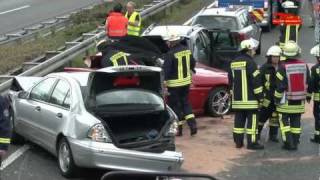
[1,0,320,180]
[0,0,105,35]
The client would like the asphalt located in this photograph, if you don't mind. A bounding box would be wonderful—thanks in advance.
[1,0,320,180]
[0,0,105,35]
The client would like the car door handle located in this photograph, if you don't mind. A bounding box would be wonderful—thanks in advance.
[35,106,41,112]
[56,113,63,119]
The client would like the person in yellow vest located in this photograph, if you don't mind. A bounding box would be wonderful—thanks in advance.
[125,1,141,36]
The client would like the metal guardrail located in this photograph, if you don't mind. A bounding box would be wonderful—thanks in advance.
[0,0,181,93]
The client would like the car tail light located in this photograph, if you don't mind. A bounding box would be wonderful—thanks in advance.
[88,123,112,143]
[113,76,140,87]
[166,121,178,136]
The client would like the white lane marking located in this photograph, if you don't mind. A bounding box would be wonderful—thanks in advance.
[0,5,30,15]
[0,145,30,170]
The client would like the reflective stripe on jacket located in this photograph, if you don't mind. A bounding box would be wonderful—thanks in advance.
[228,54,263,110]
[164,44,195,88]
[125,11,141,36]
[260,63,277,108]
[274,59,311,113]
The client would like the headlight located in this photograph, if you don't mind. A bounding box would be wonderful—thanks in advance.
[166,120,178,136]
[88,123,112,143]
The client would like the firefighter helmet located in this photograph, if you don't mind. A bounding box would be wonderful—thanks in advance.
[283,41,300,57]
[282,1,297,8]
[310,44,320,57]
[240,38,259,50]
[266,45,282,56]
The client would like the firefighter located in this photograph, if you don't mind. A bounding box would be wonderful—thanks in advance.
[310,44,320,144]
[96,39,130,67]
[257,45,282,142]
[0,95,11,171]
[228,38,264,150]
[163,32,197,136]
[125,1,141,36]
[274,41,311,150]
[279,1,300,61]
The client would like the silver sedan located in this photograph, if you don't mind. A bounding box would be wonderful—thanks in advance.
[8,66,183,178]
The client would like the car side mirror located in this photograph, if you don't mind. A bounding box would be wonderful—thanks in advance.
[101,171,218,180]
[18,91,29,99]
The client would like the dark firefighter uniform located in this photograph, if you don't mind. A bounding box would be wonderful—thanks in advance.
[0,95,11,166]
[228,54,264,147]
[274,59,311,150]
[164,44,197,136]
[279,24,299,50]
[101,50,129,67]
[310,63,320,143]
[258,63,279,141]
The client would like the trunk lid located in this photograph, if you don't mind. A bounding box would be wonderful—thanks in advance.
[86,66,165,110]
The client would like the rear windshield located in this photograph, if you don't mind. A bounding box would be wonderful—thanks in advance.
[192,16,238,30]
[95,89,164,110]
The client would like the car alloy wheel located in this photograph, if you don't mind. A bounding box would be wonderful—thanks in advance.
[208,87,230,117]
[59,141,71,173]
[57,138,78,178]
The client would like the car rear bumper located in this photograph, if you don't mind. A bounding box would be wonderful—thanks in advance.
[68,138,184,172]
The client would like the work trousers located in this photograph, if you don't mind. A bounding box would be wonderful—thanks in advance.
[313,101,320,140]
[279,113,302,147]
[167,86,197,130]
[233,110,258,146]
[258,106,279,139]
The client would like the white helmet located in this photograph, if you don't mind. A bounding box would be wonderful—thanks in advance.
[163,30,180,42]
[283,40,300,57]
[266,45,282,56]
[240,38,259,50]
[310,44,320,57]
[282,1,297,8]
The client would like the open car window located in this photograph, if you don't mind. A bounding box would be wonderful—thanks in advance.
[211,31,237,49]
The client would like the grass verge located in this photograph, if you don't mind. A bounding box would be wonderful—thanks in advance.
[0,0,152,74]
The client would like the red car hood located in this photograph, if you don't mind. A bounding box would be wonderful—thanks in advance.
[192,63,228,87]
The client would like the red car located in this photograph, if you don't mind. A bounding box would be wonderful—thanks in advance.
[65,36,230,117]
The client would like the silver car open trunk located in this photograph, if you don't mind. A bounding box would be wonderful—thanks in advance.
[86,67,174,152]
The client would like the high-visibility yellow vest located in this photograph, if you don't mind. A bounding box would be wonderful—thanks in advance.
[125,11,141,36]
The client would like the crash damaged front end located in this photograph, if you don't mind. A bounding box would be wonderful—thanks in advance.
[76,66,183,171]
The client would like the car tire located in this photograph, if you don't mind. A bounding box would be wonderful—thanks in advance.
[9,108,25,144]
[207,87,230,117]
[57,137,79,178]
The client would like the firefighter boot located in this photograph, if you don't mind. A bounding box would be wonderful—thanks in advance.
[292,134,300,150]
[187,118,197,136]
[310,135,320,144]
[269,126,279,143]
[282,134,296,151]
[176,125,183,137]
[257,125,263,141]
[247,142,264,150]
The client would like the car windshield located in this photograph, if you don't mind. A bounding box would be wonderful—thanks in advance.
[95,89,164,109]
[192,16,238,30]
